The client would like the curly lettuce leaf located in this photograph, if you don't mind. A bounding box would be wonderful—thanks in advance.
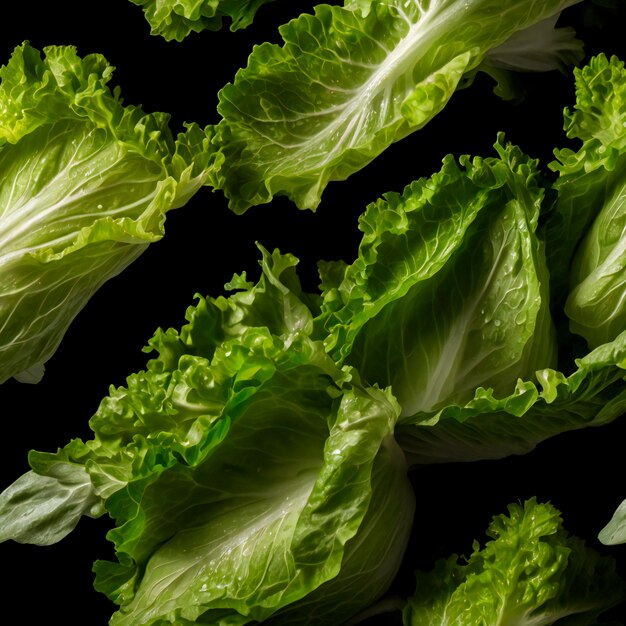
[129,0,276,41]
[99,354,412,626]
[0,43,217,384]
[0,248,414,625]
[215,0,583,212]
[315,132,626,465]
[396,330,626,463]
[318,137,556,421]
[544,54,626,349]
[403,499,625,625]
[0,245,317,544]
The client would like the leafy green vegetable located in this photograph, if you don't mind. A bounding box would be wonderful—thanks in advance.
[318,136,557,408]
[600,498,626,546]
[129,0,276,41]
[0,43,216,384]
[395,331,626,463]
[403,498,625,625]
[4,20,626,620]
[312,69,626,467]
[0,248,414,625]
[542,54,626,556]
[0,465,102,546]
[544,54,626,350]
[215,0,583,212]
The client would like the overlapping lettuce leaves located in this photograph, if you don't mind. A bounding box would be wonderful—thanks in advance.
[544,54,626,551]
[0,248,415,625]
[403,499,625,625]
[395,333,626,464]
[318,137,556,409]
[545,54,626,350]
[314,132,626,465]
[5,41,626,624]
[129,0,276,41]
[214,0,583,212]
[0,43,217,384]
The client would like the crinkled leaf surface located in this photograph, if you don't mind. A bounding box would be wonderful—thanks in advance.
[129,0,276,41]
[545,55,626,349]
[396,329,626,463]
[316,132,626,465]
[0,247,317,545]
[403,499,625,625]
[215,0,582,211]
[318,137,556,420]
[100,359,411,626]
[0,43,216,384]
[0,248,414,625]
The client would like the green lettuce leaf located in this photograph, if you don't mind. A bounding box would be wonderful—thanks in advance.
[0,465,102,546]
[545,54,626,350]
[215,0,583,212]
[0,248,414,625]
[98,348,412,625]
[0,43,217,384]
[396,330,626,463]
[0,246,317,544]
[129,0,276,41]
[315,133,626,465]
[403,498,625,625]
[318,137,557,422]
[600,498,626,546]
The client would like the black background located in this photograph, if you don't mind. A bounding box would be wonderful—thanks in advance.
[2,1,626,623]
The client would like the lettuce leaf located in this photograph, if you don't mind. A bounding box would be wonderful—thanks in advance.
[314,133,626,465]
[129,0,276,41]
[396,331,626,463]
[0,247,415,625]
[0,464,102,546]
[600,498,626,546]
[545,54,626,350]
[99,352,412,625]
[0,43,217,384]
[403,499,625,625]
[538,52,626,559]
[317,137,557,422]
[215,0,583,212]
